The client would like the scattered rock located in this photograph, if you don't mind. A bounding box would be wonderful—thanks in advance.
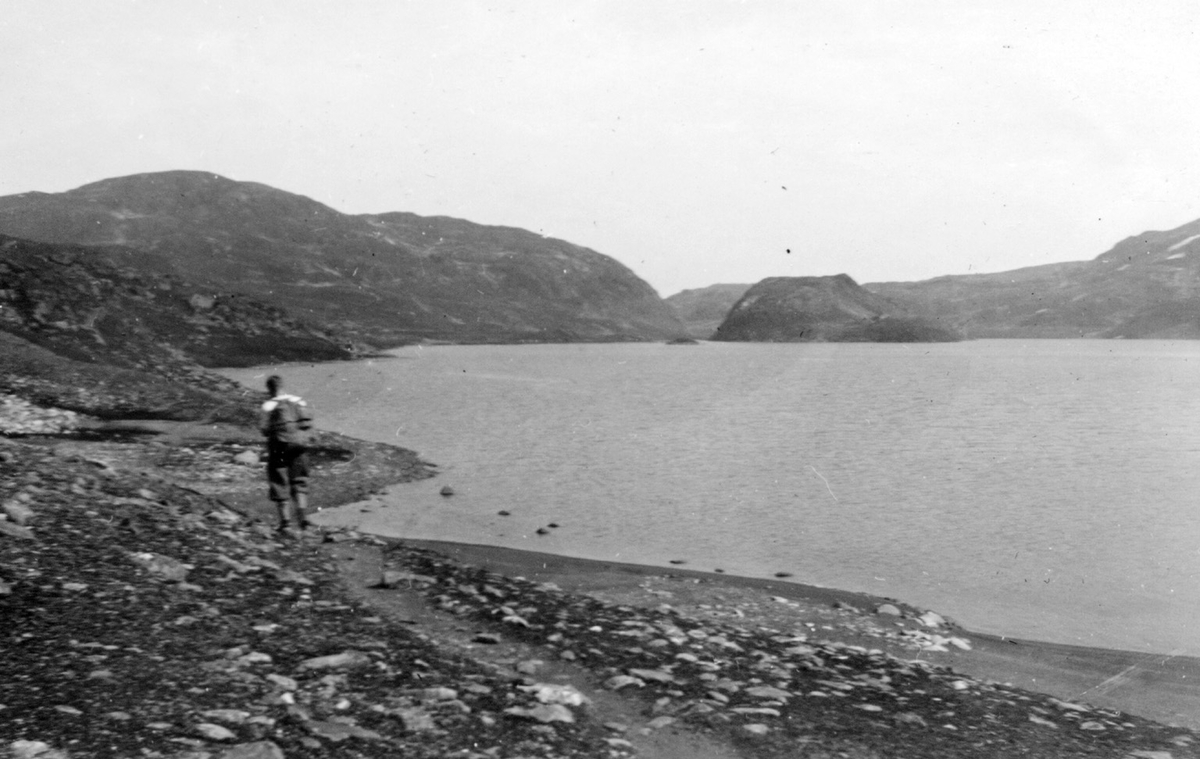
[306,721,384,742]
[439,486,454,496]
[232,450,260,466]
[217,741,285,759]
[129,552,192,582]
[2,500,35,525]
[503,704,575,724]
[917,611,946,628]
[295,651,373,672]
[194,723,238,742]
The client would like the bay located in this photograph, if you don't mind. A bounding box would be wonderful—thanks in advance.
[224,340,1200,655]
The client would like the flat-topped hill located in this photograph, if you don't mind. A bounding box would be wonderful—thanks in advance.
[712,274,960,342]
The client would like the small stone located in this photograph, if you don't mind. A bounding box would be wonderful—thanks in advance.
[2,500,35,525]
[0,521,35,540]
[306,721,384,742]
[516,659,545,675]
[265,674,298,691]
[876,603,902,616]
[202,709,253,725]
[296,651,372,672]
[646,716,676,729]
[504,704,575,723]
[472,633,501,644]
[520,683,590,706]
[233,451,261,466]
[129,552,191,582]
[217,741,286,759]
[439,486,455,496]
[773,571,793,578]
[606,675,644,690]
[742,724,770,736]
[917,611,945,628]
[628,668,676,683]
[195,723,238,742]
[744,686,791,700]
[389,707,437,732]
[53,705,82,716]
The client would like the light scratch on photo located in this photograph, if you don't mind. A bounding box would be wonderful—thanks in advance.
[810,466,839,503]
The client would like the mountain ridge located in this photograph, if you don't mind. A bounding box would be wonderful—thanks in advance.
[863,216,1200,339]
[0,170,687,346]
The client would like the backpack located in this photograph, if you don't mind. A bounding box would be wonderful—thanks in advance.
[267,395,315,446]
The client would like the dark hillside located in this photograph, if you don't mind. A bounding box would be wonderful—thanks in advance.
[665,283,752,338]
[0,171,687,345]
[0,234,355,376]
[713,275,959,342]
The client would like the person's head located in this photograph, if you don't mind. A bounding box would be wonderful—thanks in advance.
[266,375,283,396]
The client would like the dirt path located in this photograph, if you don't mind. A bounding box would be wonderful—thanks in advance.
[328,540,745,759]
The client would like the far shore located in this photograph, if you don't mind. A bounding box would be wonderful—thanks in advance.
[372,536,1200,730]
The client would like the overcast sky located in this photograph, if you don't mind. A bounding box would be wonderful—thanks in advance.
[4,1,1200,296]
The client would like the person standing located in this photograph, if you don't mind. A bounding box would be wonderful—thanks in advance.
[260,374,315,534]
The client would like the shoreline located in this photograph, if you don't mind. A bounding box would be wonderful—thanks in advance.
[383,536,1200,731]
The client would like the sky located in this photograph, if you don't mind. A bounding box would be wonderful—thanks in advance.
[4,0,1200,297]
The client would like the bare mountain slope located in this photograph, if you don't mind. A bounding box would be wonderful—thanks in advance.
[0,171,686,345]
[665,283,752,338]
[866,218,1200,338]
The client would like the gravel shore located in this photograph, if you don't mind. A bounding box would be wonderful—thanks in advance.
[3,388,1200,758]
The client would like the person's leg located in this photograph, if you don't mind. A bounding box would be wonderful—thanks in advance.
[288,445,311,529]
[268,443,293,530]
[273,499,292,531]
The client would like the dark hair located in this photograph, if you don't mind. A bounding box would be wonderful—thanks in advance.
[266,375,283,396]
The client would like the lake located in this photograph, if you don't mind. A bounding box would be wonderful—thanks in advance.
[223,340,1200,656]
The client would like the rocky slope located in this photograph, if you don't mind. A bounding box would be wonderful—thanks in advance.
[664,284,751,339]
[711,275,961,343]
[0,235,357,379]
[866,217,1200,338]
[0,172,687,345]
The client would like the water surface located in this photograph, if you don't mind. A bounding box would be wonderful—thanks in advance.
[224,340,1200,655]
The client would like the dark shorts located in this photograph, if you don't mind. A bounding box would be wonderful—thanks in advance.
[267,441,309,502]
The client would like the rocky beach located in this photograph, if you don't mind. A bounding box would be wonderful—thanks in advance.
[4,380,1200,759]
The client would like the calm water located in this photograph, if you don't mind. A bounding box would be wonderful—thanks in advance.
[224,340,1200,655]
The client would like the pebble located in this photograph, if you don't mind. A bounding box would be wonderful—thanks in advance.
[195,723,238,742]
[0,394,87,435]
[216,742,285,759]
[296,651,372,672]
[232,451,260,466]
